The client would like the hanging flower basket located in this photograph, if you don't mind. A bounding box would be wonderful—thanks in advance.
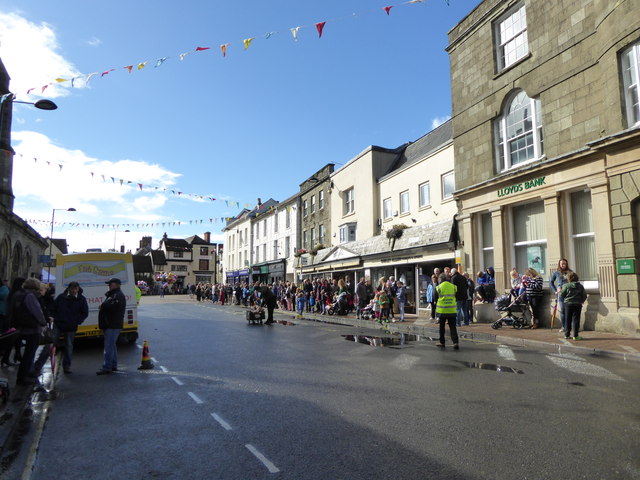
[386,224,408,251]
[309,243,325,256]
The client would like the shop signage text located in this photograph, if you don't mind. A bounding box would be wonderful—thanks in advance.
[497,176,546,198]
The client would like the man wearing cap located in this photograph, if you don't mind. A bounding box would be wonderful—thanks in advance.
[53,281,89,374]
[97,278,126,375]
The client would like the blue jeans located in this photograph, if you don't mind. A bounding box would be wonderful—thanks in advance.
[456,300,469,326]
[102,328,120,371]
[60,330,76,368]
[398,301,405,321]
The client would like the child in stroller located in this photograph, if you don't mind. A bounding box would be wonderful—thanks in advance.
[492,292,533,329]
[327,292,349,316]
[359,300,376,320]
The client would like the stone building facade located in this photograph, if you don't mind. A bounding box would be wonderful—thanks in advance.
[299,164,334,252]
[447,0,640,333]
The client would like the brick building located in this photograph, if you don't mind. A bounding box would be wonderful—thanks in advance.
[447,0,640,333]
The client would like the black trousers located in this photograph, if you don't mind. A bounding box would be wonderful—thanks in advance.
[438,314,459,345]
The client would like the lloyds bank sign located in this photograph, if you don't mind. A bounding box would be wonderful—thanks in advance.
[497,176,546,198]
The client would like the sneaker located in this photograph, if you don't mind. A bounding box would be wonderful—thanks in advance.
[453,344,459,350]
[564,336,571,339]
[573,336,583,341]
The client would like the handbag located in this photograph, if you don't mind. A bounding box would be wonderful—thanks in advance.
[40,326,55,345]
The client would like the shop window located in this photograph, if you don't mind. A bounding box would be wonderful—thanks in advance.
[494,2,528,71]
[495,90,544,171]
[339,223,356,243]
[400,191,410,214]
[512,202,547,276]
[480,212,494,270]
[319,190,325,209]
[621,41,640,127]
[442,171,455,200]
[419,182,430,208]
[344,188,355,215]
[383,198,392,220]
[570,190,596,281]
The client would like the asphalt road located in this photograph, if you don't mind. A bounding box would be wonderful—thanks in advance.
[18,300,640,479]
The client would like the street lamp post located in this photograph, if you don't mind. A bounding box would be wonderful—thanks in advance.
[47,207,76,284]
[113,229,130,251]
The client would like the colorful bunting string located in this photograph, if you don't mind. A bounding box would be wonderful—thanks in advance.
[21,0,446,96]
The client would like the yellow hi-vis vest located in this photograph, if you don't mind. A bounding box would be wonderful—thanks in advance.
[436,281,457,314]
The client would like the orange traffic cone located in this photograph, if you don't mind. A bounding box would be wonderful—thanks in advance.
[137,340,154,370]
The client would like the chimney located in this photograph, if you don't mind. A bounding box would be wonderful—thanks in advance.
[139,236,152,249]
[203,232,211,243]
[257,198,262,207]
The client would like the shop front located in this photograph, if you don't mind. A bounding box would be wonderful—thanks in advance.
[225,268,250,285]
[267,260,286,284]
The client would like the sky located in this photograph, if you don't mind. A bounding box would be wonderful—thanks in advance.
[0,0,479,253]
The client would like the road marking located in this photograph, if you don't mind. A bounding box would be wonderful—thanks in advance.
[245,444,280,473]
[547,354,625,381]
[188,392,204,404]
[159,365,168,372]
[136,344,142,349]
[171,376,184,386]
[620,345,639,353]
[497,345,516,361]
[211,413,232,431]
[151,357,158,363]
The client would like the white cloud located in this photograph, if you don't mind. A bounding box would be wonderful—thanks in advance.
[431,115,451,130]
[0,11,84,98]
[86,36,102,47]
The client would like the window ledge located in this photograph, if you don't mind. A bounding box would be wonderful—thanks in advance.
[493,52,532,80]
[419,205,432,211]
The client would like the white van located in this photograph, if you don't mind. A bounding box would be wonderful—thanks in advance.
[55,252,138,344]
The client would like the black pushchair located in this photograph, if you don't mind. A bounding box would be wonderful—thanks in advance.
[327,292,349,316]
[492,293,533,329]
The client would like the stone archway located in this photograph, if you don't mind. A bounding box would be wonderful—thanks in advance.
[11,241,22,280]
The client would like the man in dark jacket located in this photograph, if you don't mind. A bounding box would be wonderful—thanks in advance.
[450,268,470,326]
[258,285,277,325]
[54,281,88,373]
[97,278,126,375]
[355,278,368,319]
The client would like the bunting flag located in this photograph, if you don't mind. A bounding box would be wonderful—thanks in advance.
[14,152,248,209]
[22,0,443,95]
[24,216,238,230]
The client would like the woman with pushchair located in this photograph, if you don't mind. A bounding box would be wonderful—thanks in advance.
[522,268,544,328]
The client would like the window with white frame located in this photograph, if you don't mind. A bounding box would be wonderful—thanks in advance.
[419,181,430,208]
[255,224,259,240]
[255,247,259,263]
[399,190,410,215]
[311,228,316,247]
[344,188,354,215]
[286,208,291,229]
[570,190,596,281]
[263,219,267,236]
[303,230,308,250]
[441,171,455,200]
[262,244,266,262]
[621,41,640,127]
[383,198,393,220]
[319,224,325,245]
[319,190,325,209]
[274,212,279,233]
[273,240,278,260]
[303,200,308,217]
[311,195,316,213]
[238,231,242,247]
[480,212,494,270]
[285,236,290,258]
[495,3,528,71]
[339,223,356,243]
[512,201,547,276]
[495,90,544,171]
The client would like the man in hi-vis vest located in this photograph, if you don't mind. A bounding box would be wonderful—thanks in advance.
[435,273,459,349]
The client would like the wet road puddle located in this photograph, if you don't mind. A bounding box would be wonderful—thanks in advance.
[342,333,427,348]
[457,361,524,374]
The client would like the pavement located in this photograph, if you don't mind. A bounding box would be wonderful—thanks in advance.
[1,294,638,467]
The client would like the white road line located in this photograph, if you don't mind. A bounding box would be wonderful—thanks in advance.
[245,444,280,473]
[151,357,158,363]
[547,354,625,381]
[497,345,516,361]
[621,345,639,353]
[136,344,142,349]
[159,365,168,372]
[211,413,233,431]
[188,392,204,404]
[171,376,184,386]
